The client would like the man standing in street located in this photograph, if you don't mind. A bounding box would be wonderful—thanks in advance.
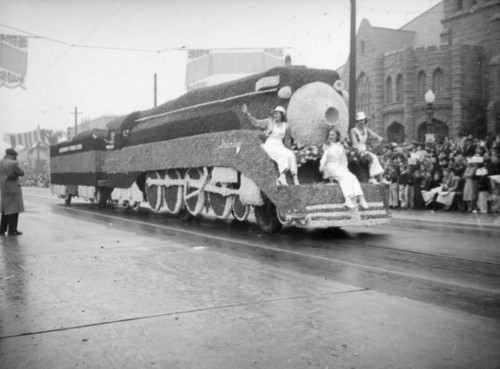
[0,148,25,236]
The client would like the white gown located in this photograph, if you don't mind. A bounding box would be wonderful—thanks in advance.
[262,123,298,175]
[320,142,363,198]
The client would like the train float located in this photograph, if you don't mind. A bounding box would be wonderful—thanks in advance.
[50,66,389,233]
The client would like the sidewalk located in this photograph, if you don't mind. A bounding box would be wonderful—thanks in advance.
[389,208,500,237]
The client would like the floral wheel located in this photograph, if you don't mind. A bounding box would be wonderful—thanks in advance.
[209,190,234,219]
[146,171,164,212]
[163,169,183,214]
[277,210,292,226]
[184,168,206,216]
[232,194,250,222]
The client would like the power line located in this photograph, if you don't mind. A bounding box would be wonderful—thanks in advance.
[0,22,161,53]
[158,0,270,52]
[0,0,281,119]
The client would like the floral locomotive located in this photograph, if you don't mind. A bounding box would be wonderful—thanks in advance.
[50,66,389,233]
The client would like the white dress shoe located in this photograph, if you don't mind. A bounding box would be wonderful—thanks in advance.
[358,197,369,209]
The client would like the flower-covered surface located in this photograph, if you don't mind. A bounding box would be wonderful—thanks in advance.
[105,130,389,227]
[115,66,344,151]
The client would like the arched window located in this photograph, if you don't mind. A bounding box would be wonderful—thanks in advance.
[356,73,371,117]
[386,122,405,143]
[386,76,393,103]
[417,71,426,101]
[433,68,444,97]
[396,74,403,102]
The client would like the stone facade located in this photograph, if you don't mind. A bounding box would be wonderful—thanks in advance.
[340,0,500,142]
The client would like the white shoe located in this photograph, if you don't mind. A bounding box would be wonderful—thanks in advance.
[358,197,369,210]
[343,197,356,209]
[277,174,288,186]
[380,178,391,185]
[368,178,379,184]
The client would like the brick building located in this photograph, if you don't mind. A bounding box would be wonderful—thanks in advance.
[340,0,500,143]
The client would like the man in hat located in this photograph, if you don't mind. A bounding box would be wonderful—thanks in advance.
[0,148,25,236]
[350,111,390,184]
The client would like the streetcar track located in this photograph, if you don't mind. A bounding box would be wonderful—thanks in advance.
[56,201,500,266]
[48,204,500,295]
[23,195,500,266]
[292,236,500,266]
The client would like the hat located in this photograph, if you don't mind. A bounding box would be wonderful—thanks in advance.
[476,167,488,176]
[355,111,367,121]
[5,148,18,156]
[272,106,286,115]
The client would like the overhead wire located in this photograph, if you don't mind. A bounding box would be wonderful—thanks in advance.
[3,0,407,119]
[1,0,273,116]
[0,22,161,53]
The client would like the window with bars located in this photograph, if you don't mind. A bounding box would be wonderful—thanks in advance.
[433,68,444,97]
[356,73,371,117]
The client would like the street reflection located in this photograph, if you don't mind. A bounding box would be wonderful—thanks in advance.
[1,237,27,335]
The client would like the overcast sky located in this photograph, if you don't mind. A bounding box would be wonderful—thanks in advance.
[0,0,441,151]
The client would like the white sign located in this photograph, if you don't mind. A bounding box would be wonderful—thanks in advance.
[425,133,435,143]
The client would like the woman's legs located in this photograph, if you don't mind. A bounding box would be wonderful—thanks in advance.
[356,195,369,209]
[277,172,288,186]
[277,170,299,186]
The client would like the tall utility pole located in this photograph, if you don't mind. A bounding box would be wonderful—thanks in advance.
[349,0,357,130]
[72,107,82,138]
[36,124,41,173]
[154,73,157,107]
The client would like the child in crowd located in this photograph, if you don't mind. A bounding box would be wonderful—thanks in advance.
[476,161,490,213]
[462,158,479,212]
[387,159,400,208]
[398,163,410,209]
[436,167,460,211]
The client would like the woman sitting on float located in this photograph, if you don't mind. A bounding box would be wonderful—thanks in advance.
[350,111,390,185]
[242,103,299,186]
[319,128,369,210]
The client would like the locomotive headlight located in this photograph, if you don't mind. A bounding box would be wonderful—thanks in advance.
[287,81,349,147]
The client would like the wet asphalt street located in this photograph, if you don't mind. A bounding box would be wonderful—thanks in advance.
[1,187,499,369]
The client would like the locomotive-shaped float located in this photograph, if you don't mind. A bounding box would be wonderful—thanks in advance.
[50,66,389,233]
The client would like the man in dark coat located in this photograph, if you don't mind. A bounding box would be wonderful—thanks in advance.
[0,148,25,235]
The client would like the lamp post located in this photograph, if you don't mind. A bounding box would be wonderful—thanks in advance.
[424,89,436,136]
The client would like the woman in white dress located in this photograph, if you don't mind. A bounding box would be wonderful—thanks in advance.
[350,111,389,185]
[319,129,369,209]
[242,104,299,185]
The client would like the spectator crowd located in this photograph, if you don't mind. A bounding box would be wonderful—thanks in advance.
[373,134,500,214]
[20,173,50,188]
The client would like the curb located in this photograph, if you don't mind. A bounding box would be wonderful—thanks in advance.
[389,215,500,237]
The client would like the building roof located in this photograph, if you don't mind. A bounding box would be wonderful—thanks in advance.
[370,25,416,53]
[400,1,444,48]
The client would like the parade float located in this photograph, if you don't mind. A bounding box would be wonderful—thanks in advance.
[50,66,389,233]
